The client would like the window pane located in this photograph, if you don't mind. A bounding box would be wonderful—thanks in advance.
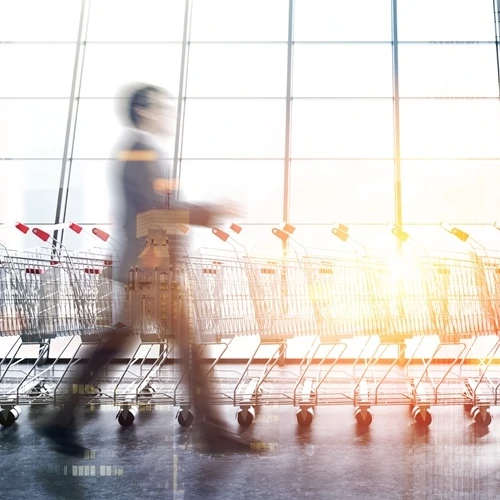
[294,0,392,42]
[86,0,185,41]
[190,0,289,41]
[0,99,69,158]
[399,100,500,158]
[399,45,499,97]
[80,44,182,97]
[180,160,284,222]
[72,99,177,159]
[293,44,393,97]
[397,0,495,41]
[0,44,75,97]
[0,0,81,41]
[290,160,394,223]
[289,225,396,251]
[188,225,282,253]
[0,161,29,224]
[73,100,122,159]
[65,160,121,224]
[0,160,61,223]
[291,100,394,158]
[402,160,500,223]
[182,100,286,158]
[408,225,500,251]
[186,44,287,97]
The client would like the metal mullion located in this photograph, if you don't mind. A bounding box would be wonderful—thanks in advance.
[184,40,288,44]
[52,0,91,248]
[282,0,295,256]
[5,40,496,45]
[8,156,500,162]
[493,0,500,98]
[5,95,500,100]
[173,0,194,199]
[391,0,402,236]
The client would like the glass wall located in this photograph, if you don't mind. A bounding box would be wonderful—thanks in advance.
[1,0,499,251]
[397,0,500,248]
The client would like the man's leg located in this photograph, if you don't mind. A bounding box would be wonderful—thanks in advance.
[56,330,135,421]
[39,242,135,454]
[177,300,254,452]
[176,300,214,423]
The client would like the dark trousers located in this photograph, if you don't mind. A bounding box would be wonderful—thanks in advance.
[58,238,217,425]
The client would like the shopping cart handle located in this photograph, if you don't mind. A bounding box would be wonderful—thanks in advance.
[32,228,50,242]
[15,222,29,234]
[212,228,229,242]
[272,228,289,242]
[92,228,110,242]
[230,223,242,234]
[0,222,29,233]
[332,227,349,242]
[69,222,83,234]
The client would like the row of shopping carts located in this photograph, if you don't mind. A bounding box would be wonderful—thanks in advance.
[1,218,500,431]
[181,222,500,429]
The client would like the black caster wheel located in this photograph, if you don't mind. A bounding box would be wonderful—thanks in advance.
[296,407,314,427]
[354,407,373,427]
[177,409,194,427]
[28,383,49,399]
[412,406,432,427]
[471,407,492,427]
[0,407,21,427]
[237,407,255,427]
[117,407,137,427]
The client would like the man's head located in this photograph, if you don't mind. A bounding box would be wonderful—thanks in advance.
[119,83,177,137]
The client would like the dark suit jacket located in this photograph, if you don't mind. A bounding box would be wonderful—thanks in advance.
[119,135,168,243]
[115,131,214,282]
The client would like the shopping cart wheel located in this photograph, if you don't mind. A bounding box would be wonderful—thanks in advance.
[354,407,373,427]
[28,383,50,399]
[471,407,492,427]
[0,407,21,427]
[412,406,432,427]
[177,409,194,427]
[116,407,137,427]
[296,407,314,427]
[237,407,255,427]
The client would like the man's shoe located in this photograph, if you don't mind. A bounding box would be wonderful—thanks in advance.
[198,421,260,454]
[37,424,88,458]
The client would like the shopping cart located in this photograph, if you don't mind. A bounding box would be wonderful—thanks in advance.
[435,239,500,427]
[265,224,469,428]
[230,250,320,426]
[113,227,183,426]
[173,224,318,427]
[0,222,124,423]
[332,225,490,428]
[390,225,500,427]
[3,216,500,432]
[174,244,260,427]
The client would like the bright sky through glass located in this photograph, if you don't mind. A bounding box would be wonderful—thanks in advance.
[0,0,500,251]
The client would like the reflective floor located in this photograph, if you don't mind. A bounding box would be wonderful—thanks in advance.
[1,399,499,499]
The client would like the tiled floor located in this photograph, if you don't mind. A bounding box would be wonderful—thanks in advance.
[1,396,499,499]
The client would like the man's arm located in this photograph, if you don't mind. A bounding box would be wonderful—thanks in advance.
[120,143,237,227]
[152,178,236,227]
